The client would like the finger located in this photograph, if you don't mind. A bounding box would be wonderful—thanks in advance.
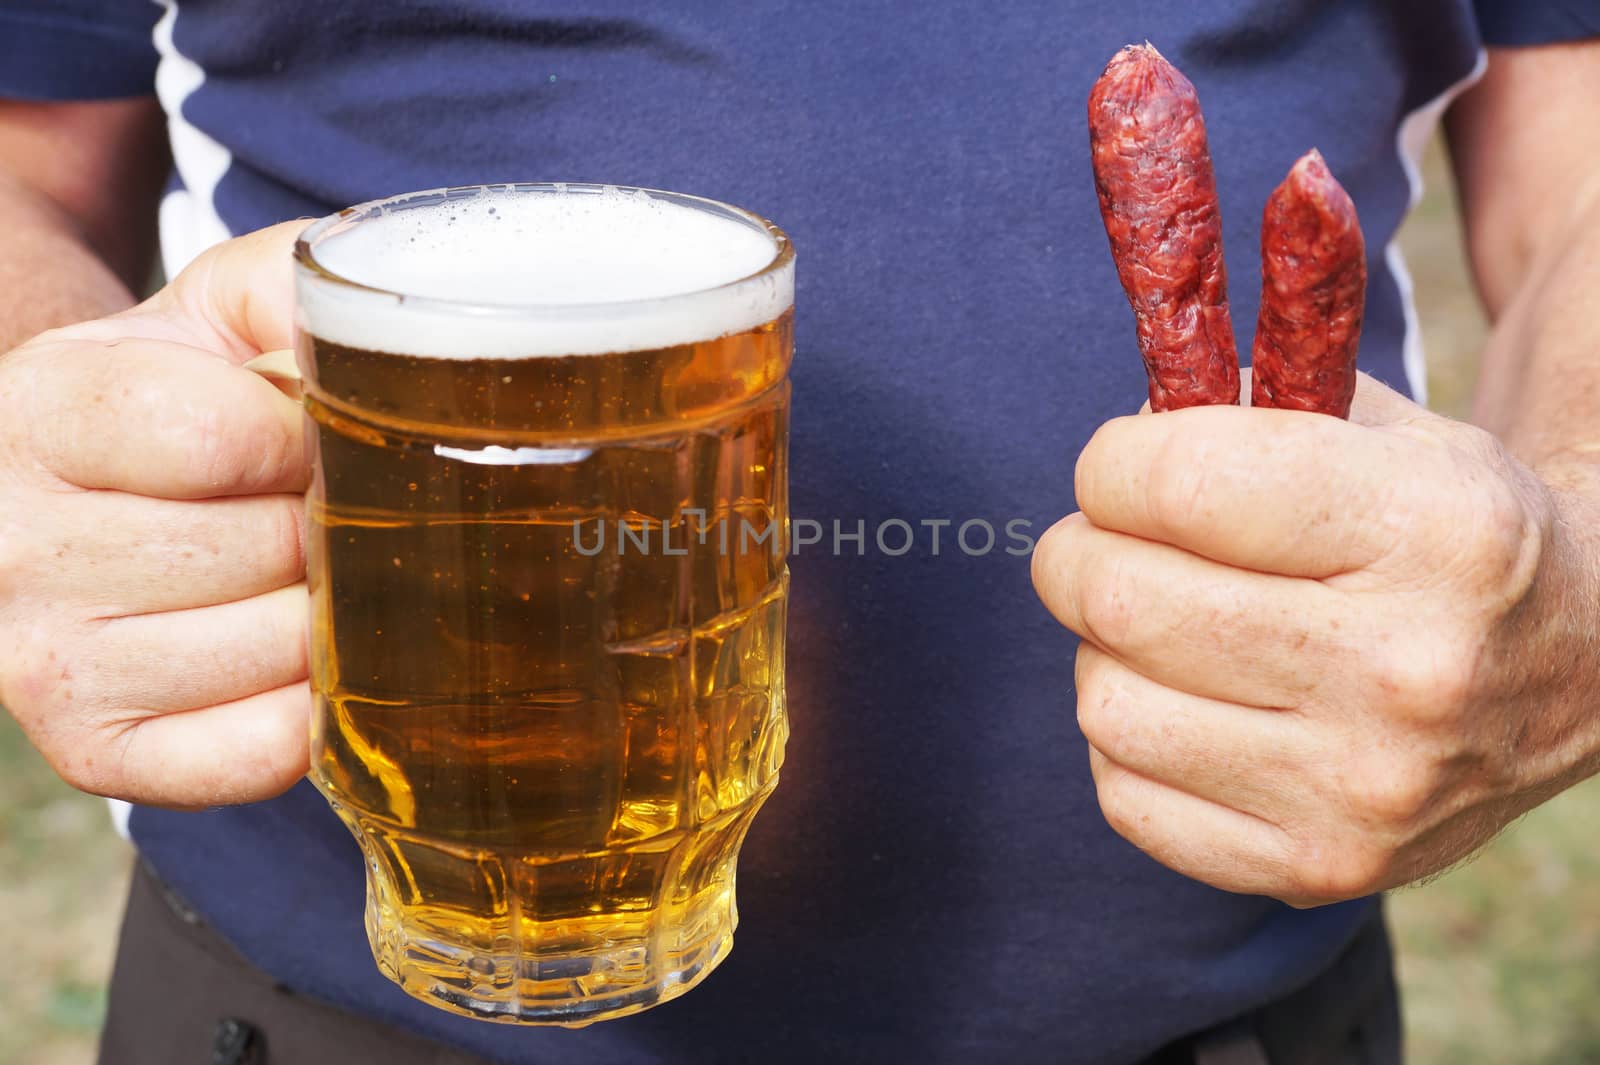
[244,348,303,401]
[1347,371,1424,427]
[28,336,308,497]
[1074,400,1442,578]
[48,493,304,615]
[90,583,308,714]
[1074,642,1312,818]
[100,680,311,808]
[1033,511,1345,706]
[133,219,308,363]
[1087,746,1295,899]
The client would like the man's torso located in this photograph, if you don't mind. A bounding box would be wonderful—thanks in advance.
[123,2,1482,1060]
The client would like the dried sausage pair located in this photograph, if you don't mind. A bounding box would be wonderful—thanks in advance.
[1088,44,1365,418]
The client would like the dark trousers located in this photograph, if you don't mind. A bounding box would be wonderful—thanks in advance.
[98,861,1402,1065]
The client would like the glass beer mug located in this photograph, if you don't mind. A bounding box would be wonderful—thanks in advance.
[291,184,793,1025]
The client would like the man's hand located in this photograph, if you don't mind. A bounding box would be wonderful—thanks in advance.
[1032,374,1600,907]
[0,221,313,808]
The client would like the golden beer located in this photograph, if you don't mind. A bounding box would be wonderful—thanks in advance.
[293,185,793,1025]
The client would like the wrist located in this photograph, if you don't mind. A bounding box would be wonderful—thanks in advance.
[1500,470,1600,793]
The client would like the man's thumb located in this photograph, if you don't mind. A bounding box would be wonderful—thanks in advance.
[1347,370,1428,427]
[138,219,311,364]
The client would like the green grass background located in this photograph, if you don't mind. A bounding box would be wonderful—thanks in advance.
[3,141,1598,1062]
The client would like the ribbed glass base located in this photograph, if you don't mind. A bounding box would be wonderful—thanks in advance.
[366,880,737,1027]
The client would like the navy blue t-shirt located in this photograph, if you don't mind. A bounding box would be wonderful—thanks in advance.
[5,3,1599,1063]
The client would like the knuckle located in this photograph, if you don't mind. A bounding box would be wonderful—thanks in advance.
[18,342,118,473]
[254,687,312,793]
[239,390,301,495]
[256,421,295,492]
[0,618,94,723]
[1072,419,1122,509]
[184,401,249,493]
[267,496,308,579]
[1029,515,1072,591]
[1459,465,1537,564]
[2,636,61,715]
[1344,759,1435,826]
[1075,554,1136,650]
[1033,515,1108,640]
[1420,427,1549,598]
[0,465,60,607]
[1073,649,1124,749]
[1144,435,1213,537]
[49,706,139,799]
[1096,778,1137,840]
[72,728,138,799]
[1287,836,1388,904]
[1091,759,1146,841]
[0,638,119,796]
[188,686,310,806]
[1367,635,1476,724]
[52,741,115,797]
[155,375,287,498]
[1475,481,1549,608]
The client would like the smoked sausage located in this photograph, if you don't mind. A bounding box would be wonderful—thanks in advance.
[1251,149,1366,418]
[1088,44,1240,411]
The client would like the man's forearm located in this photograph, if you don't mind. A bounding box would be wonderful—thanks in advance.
[1471,180,1600,491]
[0,170,139,352]
[1449,43,1600,490]
[1461,174,1600,798]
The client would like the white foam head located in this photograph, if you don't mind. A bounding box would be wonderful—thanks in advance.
[295,184,792,359]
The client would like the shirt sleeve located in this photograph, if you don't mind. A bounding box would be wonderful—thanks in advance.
[1475,0,1600,46]
[0,1,162,100]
